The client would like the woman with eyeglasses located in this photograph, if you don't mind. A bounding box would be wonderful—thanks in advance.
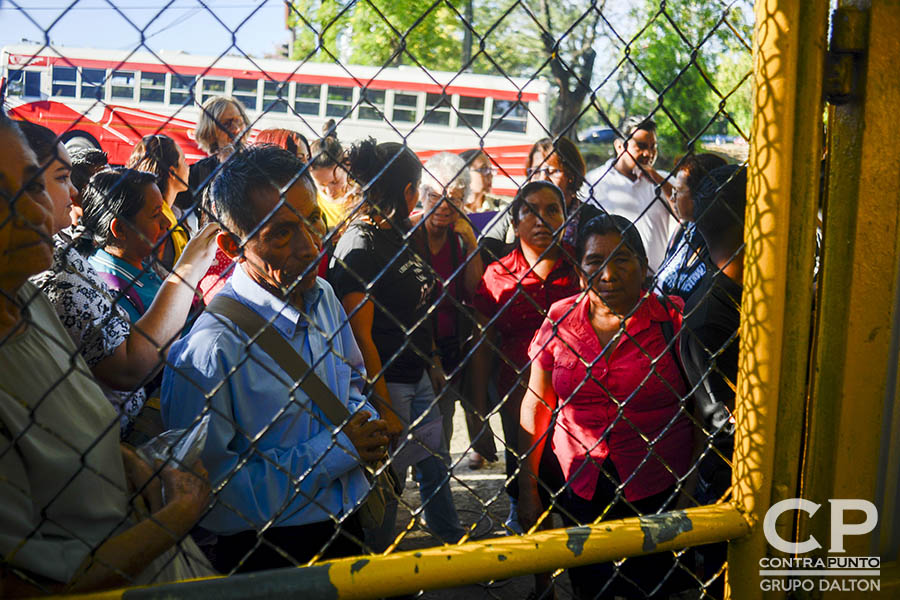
[415,152,485,460]
[519,214,692,599]
[525,137,601,247]
[656,153,727,300]
[125,135,191,272]
[173,96,250,230]
[482,137,599,252]
[458,149,503,213]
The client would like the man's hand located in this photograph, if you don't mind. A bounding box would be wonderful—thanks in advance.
[344,411,390,463]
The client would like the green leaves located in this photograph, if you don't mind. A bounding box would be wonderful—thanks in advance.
[284,0,753,151]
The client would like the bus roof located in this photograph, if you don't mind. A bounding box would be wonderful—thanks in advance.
[2,44,549,103]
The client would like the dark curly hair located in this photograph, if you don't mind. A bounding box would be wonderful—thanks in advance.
[345,137,422,227]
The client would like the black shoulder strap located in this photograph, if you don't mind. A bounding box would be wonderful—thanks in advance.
[205,295,351,427]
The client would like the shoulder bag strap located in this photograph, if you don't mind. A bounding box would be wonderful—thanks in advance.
[205,295,351,427]
[95,270,146,315]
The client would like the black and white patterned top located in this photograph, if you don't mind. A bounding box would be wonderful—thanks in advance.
[31,231,145,425]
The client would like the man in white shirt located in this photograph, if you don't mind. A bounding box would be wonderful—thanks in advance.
[582,116,676,273]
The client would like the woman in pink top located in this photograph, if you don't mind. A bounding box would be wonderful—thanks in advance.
[520,213,692,600]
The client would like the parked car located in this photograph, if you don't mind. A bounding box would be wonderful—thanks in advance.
[579,126,616,144]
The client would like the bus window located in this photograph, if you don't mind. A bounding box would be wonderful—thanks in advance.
[326,85,354,118]
[295,83,321,116]
[233,78,259,111]
[491,99,528,133]
[457,96,485,130]
[359,88,385,121]
[201,77,227,104]
[141,72,166,103]
[170,73,196,106]
[80,68,106,100]
[392,92,418,123]
[111,70,136,100]
[424,92,451,126]
[52,66,77,97]
[263,81,288,113]
[7,70,41,97]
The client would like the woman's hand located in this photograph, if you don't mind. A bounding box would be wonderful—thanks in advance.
[517,483,544,532]
[160,459,211,523]
[453,216,478,252]
[171,222,220,286]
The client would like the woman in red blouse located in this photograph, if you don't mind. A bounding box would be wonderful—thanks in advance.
[520,214,692,599]
[470,180,580,533]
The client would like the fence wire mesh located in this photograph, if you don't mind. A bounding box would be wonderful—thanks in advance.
[0,0,754,597]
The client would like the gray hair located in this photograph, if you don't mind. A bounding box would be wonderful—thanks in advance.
[420,152,470,198]
[195,95,250,154]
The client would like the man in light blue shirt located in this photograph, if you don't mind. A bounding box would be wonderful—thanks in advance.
[162,146,388,573]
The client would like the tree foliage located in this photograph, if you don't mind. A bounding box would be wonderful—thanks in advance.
[285,0,754,154]
[288,0,465,71]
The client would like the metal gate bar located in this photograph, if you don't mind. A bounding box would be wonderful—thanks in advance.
[57,503,749,600]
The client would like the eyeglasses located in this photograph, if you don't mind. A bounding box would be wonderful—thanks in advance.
[220,116,246,132]
[470,166,494,176]
[426,191,465,206]
[527,166,563,178]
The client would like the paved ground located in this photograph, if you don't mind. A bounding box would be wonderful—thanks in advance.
[378,408,707,599]
[388,408,575,600]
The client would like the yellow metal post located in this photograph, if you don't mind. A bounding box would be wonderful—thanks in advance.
[728,0,827,598]
[803,0,900,591]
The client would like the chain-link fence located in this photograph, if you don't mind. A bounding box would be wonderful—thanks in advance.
[0,0,756,597]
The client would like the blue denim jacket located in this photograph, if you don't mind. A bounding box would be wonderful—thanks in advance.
[162,264,377,535]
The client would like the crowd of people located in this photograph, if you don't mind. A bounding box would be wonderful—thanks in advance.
[0,94,746,599]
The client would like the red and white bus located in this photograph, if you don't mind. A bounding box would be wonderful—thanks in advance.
[1,44,550,196]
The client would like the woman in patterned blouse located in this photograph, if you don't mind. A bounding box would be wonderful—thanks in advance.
[26,131,218,429]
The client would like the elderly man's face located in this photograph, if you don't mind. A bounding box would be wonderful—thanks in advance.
[239,178,325,303]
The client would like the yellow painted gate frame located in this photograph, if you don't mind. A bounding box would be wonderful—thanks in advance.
[44,1,900,598]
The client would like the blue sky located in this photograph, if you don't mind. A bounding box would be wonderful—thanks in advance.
[0,1,288,58]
